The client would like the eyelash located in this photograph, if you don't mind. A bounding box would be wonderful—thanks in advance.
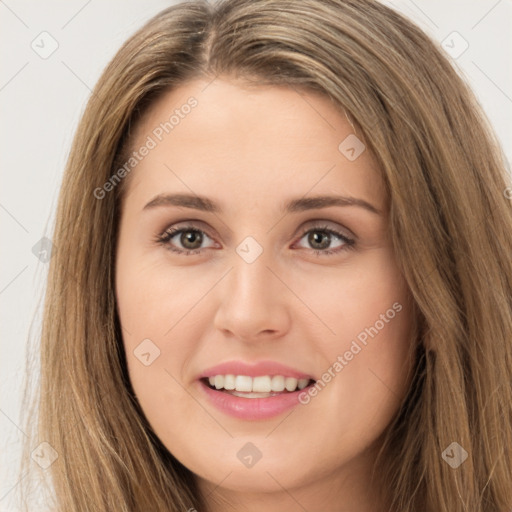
[154,222,356,258]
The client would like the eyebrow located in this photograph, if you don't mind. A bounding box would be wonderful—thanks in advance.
[142,193,382,216]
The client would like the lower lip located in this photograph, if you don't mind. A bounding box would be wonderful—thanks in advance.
[198,379,309,420]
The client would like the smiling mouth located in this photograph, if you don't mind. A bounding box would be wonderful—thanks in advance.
[201,375,316,398]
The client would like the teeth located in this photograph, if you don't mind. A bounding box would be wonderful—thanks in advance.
[253,376,271,392]
[205,374,312,393]
[223,374,236,390]
[214,375,224,390]
[298,378,309,390]
[271,375,285,392]
[285,377,298,391]
[235,375,252,392]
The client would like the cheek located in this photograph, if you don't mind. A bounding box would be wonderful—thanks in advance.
[115,249,219,415]
[326,301,413,442]
[301,250,414,429]
[115,244,210,336]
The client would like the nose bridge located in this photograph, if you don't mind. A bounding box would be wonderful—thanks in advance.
[213,242,289,339]
[233,249,272,300]
[229,243,278,310]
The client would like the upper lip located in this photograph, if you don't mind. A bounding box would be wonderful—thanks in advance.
[198,360,316,381]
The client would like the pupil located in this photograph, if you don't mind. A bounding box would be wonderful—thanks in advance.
[182,230,202,249]
[309,231,329,249]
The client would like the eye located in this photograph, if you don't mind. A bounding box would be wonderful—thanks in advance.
[155,224,217,255]
[294,224,355,257]
[155,222,356,257]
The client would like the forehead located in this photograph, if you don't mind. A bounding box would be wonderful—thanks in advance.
[123,77,386,215]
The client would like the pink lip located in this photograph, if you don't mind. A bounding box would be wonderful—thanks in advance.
[197,380,313,420]
[198,360,315,380]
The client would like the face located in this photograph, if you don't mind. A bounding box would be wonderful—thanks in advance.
[115,76,415,509]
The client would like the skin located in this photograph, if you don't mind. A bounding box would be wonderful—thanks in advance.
[115,76,416,512]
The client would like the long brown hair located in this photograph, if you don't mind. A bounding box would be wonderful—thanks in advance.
[20,0,512,510]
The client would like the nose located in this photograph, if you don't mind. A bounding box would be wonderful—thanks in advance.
[213,253,291,343]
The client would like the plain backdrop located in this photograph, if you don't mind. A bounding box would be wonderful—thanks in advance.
[1,1,511,510]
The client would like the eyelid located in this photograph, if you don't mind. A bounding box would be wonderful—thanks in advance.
[297,218,356,240]
[160,219,217,239]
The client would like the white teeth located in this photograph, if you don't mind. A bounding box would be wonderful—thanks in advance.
[223,374,236,390]
[235,375,252,392]
[214,375,224,390]
[204,374,312,393]
[285,377,298,391]
[298,378,309,390]
[270,375,285,392]
[252,376,272,392]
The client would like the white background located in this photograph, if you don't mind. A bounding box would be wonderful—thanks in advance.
[1,1,511,510]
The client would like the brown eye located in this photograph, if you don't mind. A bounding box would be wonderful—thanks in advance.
[157,226,216,255]
[178,229,204,250]
[295,225,355,256]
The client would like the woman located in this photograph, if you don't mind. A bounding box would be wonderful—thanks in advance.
[20,0,512,510]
